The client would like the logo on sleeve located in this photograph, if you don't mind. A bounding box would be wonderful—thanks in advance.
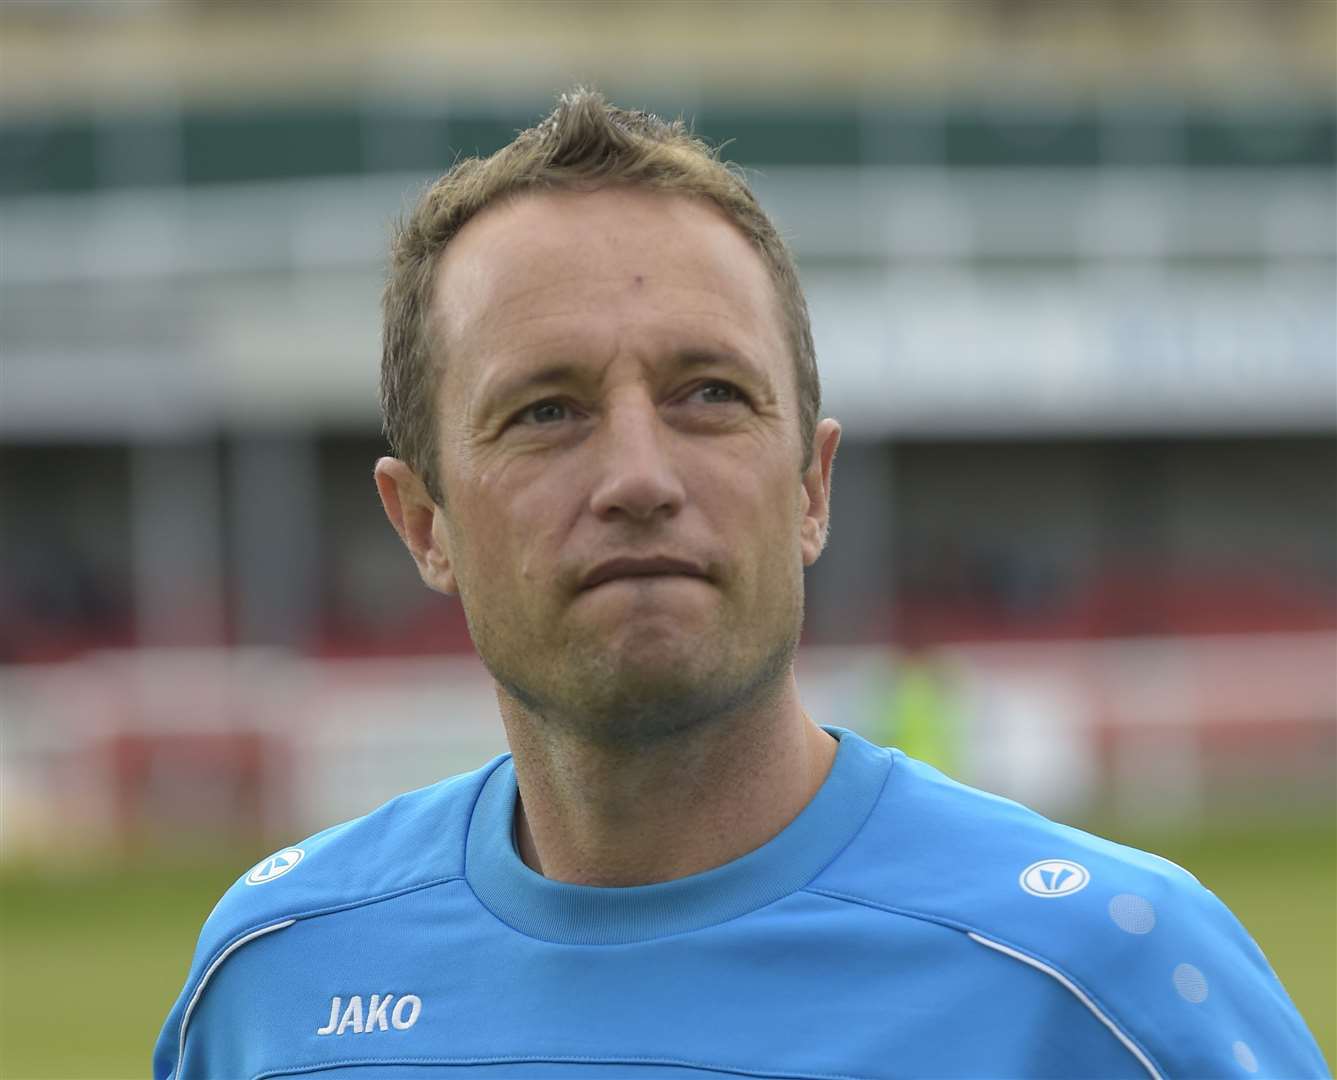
[318,994,422,1035]
[1019,859,1090,898]
[245,847,304,885]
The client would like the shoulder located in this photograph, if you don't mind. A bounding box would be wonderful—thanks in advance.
[153,753,508,1080]
[812,746,1328,1078]
[207,752,503,933]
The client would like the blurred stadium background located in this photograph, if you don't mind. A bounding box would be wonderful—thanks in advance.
[0,1,1333,1076]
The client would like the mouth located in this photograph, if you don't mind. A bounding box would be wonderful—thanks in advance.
[579,556,711,591]
[586,573,705,591]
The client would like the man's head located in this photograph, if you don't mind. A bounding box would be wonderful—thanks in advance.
[380,88,820,506]
[375,91,839,746]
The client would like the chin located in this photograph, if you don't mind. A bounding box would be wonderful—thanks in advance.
[557,633,797,749]
[481,600,801,746]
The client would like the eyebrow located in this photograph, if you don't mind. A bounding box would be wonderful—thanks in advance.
[474,345,775,418]
[673,346,773,392]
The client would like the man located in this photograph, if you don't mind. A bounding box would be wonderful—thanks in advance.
[156,91,1326,1079]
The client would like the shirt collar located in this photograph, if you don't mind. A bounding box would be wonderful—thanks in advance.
[464,726,892,944]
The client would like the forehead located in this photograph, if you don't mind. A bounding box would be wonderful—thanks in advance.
[430,187,789,399]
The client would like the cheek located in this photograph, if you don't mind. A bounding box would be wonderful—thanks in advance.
[452,465,577,593]
[701,459,804,564]
[454,500,519,585]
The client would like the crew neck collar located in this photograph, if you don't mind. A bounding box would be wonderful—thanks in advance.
[464,726,892,945]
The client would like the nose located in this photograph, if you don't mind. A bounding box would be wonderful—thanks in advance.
[588,394,685,523]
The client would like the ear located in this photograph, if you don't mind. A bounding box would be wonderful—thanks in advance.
[373,457,458,595]
[799,419,840,567]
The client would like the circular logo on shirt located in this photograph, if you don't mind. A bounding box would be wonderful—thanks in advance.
[1019,858,1090,898]
[245,847,305,886]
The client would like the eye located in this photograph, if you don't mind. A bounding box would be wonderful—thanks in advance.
[519,400,568,424]
[692,381,746,405]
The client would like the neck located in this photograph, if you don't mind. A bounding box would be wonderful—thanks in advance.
[498,672,838,887]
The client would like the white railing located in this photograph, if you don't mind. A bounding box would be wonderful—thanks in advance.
[2,632,1333,859]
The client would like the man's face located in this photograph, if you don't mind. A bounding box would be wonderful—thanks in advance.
[391,187,837,744]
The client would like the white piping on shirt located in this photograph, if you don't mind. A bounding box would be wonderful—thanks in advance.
[968,931,1163,1080]
[175,920,295,1079]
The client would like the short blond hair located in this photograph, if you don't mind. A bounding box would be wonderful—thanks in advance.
[380,89,819,505]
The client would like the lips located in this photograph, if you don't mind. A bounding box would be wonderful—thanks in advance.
[579,556,710,590]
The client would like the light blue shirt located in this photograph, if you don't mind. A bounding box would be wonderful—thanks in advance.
[156,728,1327,1079]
